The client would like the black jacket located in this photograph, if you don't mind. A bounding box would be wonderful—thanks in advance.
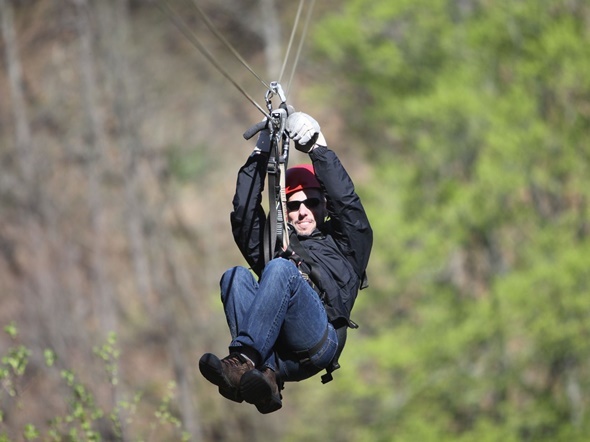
[230,140,373,328]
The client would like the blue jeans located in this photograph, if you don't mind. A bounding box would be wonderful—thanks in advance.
[220,258,338,382]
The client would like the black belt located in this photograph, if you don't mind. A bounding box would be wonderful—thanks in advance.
[294,326,330,365]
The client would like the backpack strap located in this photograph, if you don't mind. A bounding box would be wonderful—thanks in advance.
[293,326,329,365]
[321,325,346,383]
[287,233,323,292]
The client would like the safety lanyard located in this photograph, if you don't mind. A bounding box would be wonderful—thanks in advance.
[262,82,290,264]
[242,82,291,264]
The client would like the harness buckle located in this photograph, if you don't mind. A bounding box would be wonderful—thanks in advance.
[267,159,277,175]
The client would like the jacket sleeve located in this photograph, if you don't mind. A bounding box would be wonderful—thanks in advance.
[309,146,373,282]
[230,131,270,277]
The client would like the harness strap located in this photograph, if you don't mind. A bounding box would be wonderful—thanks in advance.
[263,105,290,264]
[321,325,348,384]
[288,234,323,294]
[293,325,329,366]
[264,160,279,264]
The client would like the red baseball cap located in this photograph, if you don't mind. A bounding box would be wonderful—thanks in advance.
[285,164,321,196]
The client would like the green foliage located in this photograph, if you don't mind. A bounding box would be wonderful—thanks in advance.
[301,0,590,440]
[93,332,120,386]
[0,326,189,442]
[23,424,39,441]
[54,369,104,441]
[153,382,190,441]
[0,326,30,399]
[44,349,56,367]
[3,323,17,339]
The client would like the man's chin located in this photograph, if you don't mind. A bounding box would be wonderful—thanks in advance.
[294,226,314,237]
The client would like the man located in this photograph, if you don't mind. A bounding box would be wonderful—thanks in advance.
[199,111,372,414]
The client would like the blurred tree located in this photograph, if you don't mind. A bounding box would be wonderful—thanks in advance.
[1,0,321,439]
[284,0,590,440]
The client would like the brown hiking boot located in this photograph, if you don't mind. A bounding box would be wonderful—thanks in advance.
[240,367,283,414]
[199,353,254,403]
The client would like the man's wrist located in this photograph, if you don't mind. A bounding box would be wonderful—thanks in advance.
[314,132,327,149]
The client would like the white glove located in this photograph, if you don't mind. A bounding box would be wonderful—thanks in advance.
[286,112,322,152]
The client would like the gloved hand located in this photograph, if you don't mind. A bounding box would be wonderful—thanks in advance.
[286,112,326,153]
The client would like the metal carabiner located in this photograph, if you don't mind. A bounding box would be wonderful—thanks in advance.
[270,108,287,137]
[265,81,287,113]
[269,81,287,104]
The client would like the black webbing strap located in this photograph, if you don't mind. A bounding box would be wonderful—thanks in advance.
[264,159,279,264]
[288,234,323,293]
[293,325,329,365]
[263,105,289,265]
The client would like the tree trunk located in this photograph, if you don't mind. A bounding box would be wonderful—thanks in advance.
[97,0,153,313]
[1,0,32,177]
[73,0,117,334]
[1,0,71,367]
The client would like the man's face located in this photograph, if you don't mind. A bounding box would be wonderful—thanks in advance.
[286,188,326,236]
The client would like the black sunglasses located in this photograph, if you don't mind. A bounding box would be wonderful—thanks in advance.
[286,197,321,212]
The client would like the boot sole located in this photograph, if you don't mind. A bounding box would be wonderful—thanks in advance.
[240,370,282,414]
[199,353,243,403]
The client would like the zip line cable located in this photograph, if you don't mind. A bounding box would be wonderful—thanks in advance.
[284,0,316,99]
[188,0,270,91]
[277,0,306,86]
[157,0,270,118]
[158,0,314,113]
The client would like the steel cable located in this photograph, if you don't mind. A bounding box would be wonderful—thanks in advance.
[278,0,305,86]
[284,0,316,99]
[188,0,271,90]
[157,0,270,117]
[158,0,314,114]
